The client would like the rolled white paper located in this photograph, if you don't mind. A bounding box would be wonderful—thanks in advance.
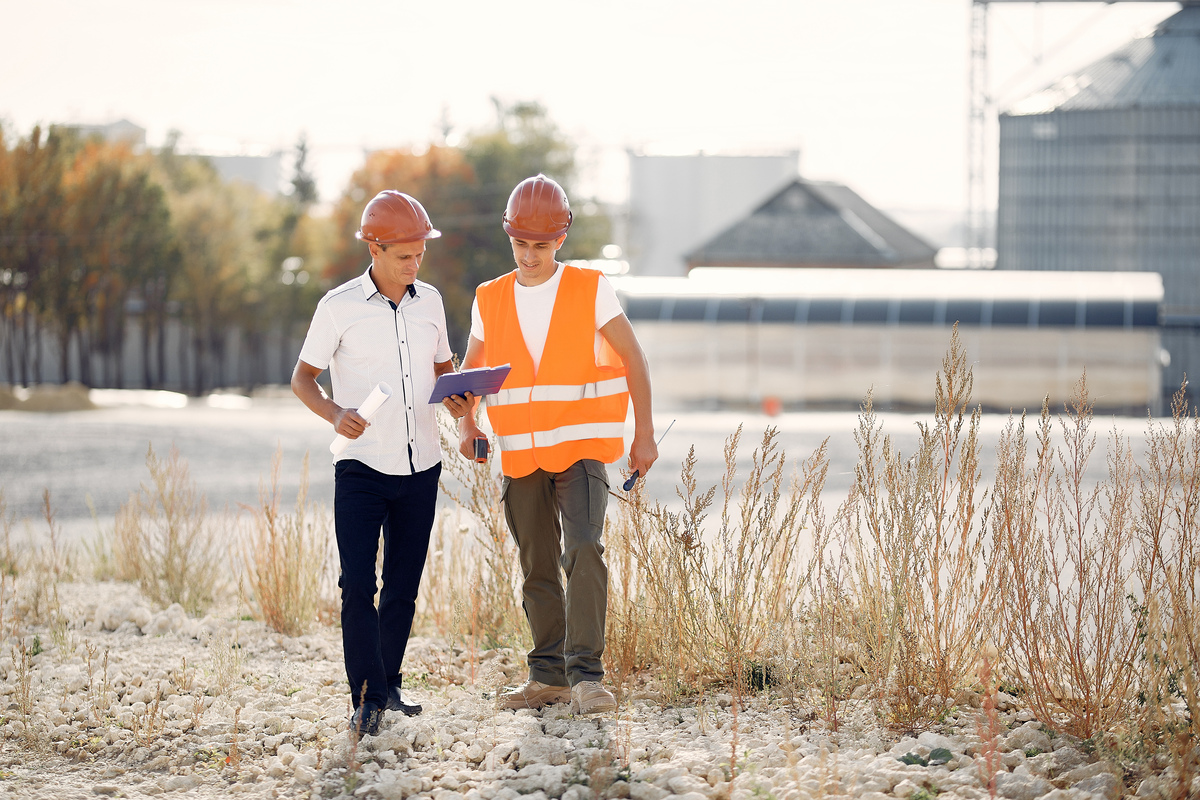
[330,382,393,456]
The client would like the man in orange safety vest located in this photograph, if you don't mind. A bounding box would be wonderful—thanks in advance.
[448,174,658,714]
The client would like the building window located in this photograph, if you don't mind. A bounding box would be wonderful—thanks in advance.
[898,300,937,324]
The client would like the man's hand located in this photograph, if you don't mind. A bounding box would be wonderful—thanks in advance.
[458,415,485,460]
[628,430,659,478]
[333,407,369,439]
[442,391,474,420]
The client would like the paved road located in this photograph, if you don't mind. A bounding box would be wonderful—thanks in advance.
[0,394,1145,547]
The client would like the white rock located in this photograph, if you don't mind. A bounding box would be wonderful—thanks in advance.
[668,775,710,796]
[629,783,668,800]
[1004,724,1052,755]
[916,732,957,753]
[993,771,1053,800]
[1073,772,1120,800]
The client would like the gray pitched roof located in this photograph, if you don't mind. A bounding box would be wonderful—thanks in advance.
[1008,5,1200,115]
[685,179,937,269]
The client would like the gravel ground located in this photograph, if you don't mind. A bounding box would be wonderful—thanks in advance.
[1,581,1186,800]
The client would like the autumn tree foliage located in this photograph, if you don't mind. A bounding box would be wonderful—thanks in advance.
[0,127,323,393]
[0,104,607,389]
[327,101,611,351]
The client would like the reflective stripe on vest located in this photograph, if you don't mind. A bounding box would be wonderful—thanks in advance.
[486,375,629,408]
[496,421,627,452]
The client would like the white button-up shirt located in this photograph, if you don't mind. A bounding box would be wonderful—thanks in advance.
[299,265,451,475]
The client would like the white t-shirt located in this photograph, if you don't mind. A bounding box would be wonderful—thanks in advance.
[469,266,624,373]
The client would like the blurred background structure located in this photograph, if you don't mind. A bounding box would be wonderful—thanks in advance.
[0,0,1194,415]
[613,267,1163,414]
[995,2,1200,397]
[625,152,800,277]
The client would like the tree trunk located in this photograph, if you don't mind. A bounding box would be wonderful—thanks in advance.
[78,324,93,387]
[157,314,168,390]
[141,314,153,390]
[21,309,34,386]
[180,324,192,395]
[2,311,14,385]
[112,296,126,390]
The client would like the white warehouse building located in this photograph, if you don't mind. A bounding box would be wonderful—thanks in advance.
[612,268,1164,414]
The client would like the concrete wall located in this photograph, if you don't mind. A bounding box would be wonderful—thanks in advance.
[634,321,1162,414]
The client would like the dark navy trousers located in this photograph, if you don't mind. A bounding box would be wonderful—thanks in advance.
[334,459,440,709]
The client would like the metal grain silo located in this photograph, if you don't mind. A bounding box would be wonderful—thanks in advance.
[996,3,1200,395]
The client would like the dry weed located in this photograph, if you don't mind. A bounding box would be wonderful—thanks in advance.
[129,680,165,746]
[240,448,333,637]
[436,414,524,648]
[616,425,829,698]
[0,490,17,577]
[995,376,1141,737]
[1131,382,1200,795]
[12,640,34,719]
[84,641,113,724]
[206,629,244,695]
[975,650,1002,799]
[843,328,995,731]
[225,706,242,768]
[113,444,221,614]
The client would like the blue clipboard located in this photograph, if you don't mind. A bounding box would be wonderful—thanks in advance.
[428,364,512,403]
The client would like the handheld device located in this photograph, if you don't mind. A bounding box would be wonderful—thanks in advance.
[622,419,676,491]
[473,437,489,463]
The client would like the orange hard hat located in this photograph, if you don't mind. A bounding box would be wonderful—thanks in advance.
[502,174,572,241]
[355,190,441,244]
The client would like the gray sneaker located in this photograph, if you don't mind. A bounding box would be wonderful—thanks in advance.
[498,679,572,710]
[571,681,617,714]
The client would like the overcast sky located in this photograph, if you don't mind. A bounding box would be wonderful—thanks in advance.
[0,0,1180,215]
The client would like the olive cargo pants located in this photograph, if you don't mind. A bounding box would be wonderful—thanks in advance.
[502,459,609,687]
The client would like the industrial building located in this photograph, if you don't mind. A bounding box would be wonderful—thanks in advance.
[996,3,1200,396]
[627,152,800,276]
[613,267,1164,413]
[685,179,938,270]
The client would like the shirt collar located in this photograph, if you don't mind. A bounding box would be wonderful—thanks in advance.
[360,264,418,302]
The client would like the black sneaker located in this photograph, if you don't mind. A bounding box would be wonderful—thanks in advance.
[349,702,383,738]
[386,684,422,716]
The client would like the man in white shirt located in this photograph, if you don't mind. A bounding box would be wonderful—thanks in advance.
[292,190,463,737]
[450,175,657,715]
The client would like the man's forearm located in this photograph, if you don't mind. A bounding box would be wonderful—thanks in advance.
[625,351,654,437]
[291,368,340,426]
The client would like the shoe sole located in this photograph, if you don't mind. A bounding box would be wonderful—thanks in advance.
[498,691,571,710]
[571,699,618,714]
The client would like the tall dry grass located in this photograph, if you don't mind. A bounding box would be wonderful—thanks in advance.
[842,329,997,730]
[1129,383,1200,793]
[433,414,525,651]
[608,425,830,699]
[239,449,336,637]
[993,377,1142,738]
[113,444,222,614]
[596,327,1199,761]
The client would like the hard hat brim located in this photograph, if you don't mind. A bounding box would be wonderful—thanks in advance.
[356,228,442,244]
[502,221,569,242]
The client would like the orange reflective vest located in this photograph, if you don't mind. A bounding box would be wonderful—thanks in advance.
[477,266,629,479]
